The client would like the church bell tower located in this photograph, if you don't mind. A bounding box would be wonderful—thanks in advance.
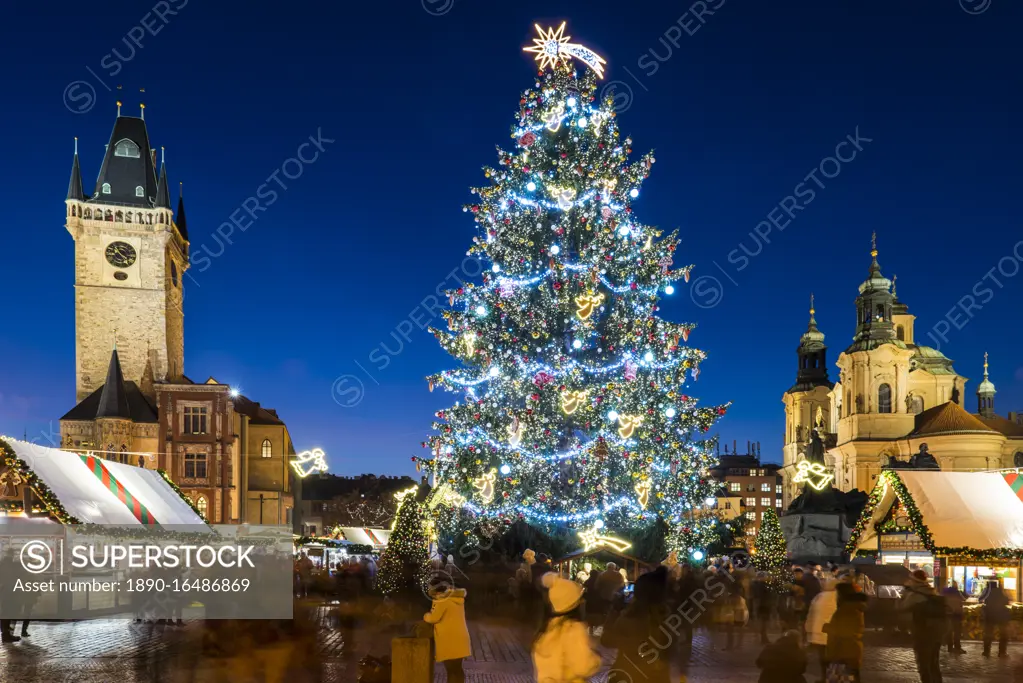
[65,104,189,402]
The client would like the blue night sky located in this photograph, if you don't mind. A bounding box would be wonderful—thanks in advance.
[1,0,1021,475]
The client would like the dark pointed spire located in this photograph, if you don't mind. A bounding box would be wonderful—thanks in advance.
[67,138,85,201]
[96,348,132,419]
[155,147,171,209]
[92,113,158,206]
[789,293,831,393]
[175,182,189,241]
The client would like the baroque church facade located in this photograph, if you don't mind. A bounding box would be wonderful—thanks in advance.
[58,107,298,525]
[781,237,1023,504]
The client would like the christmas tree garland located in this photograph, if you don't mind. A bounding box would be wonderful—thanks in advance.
[846,470,1023,562]
[0,438,82,524]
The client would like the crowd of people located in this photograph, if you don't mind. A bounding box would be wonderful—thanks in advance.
[293,552,377,599]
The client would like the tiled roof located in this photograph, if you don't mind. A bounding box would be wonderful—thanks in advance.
[974,414,1023,438]
[911,401,999,437]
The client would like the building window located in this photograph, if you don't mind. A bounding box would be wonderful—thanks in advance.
[896,325,905,341]
[875,304,885,321]
[746,528,756,536]
[775,499,782,508]
[761,511,768,521]
[878,384,892,414]
[761,497,771,506]
[195,496,208,518]
[729,482,740,492]
[1013,452,1023,468]
[120,444,129,464]
[911,395,924,415]
[135,185,145,197]
[184,452,207,479]
[776,484,783,494]
[761,483,771,492]
[724,502,732,509]
[114,139,141,158]
[102,183,111,194]
[746,497,756,507]
[745,512,755,521]
[183,406,208,434]
[261,439,272,458]
[746,484,756,492]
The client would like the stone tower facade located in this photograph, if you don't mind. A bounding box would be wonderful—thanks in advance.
[65,114,188,402]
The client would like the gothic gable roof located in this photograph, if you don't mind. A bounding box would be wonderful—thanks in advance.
[911,401,999,437]
[60,381,158,424]
[88,116,159,208]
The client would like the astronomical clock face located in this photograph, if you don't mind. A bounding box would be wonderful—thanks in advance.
[105,241,137,268]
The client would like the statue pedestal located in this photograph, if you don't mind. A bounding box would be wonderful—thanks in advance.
[780,512,852,564]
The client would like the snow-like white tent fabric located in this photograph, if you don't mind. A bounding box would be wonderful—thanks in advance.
[338,527,391,547]
[856,471,1023,553]
[3,437,204,526]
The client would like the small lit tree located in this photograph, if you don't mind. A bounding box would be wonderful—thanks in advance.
[376,488,429,598]
[752,508,787,571]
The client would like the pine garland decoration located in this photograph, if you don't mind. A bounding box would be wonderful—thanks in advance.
[0,438,82,524]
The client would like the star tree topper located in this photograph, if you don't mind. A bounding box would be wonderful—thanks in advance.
[523,22,607,78]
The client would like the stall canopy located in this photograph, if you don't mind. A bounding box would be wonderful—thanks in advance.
[337,527,391,547]
[851,470,1023,556]
[1,437,205,526]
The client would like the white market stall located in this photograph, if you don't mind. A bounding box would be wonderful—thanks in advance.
[848,469,1023,600]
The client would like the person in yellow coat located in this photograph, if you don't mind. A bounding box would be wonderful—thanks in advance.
[423,586,471,683]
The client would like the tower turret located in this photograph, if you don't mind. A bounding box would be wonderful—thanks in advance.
[977,352,996,418]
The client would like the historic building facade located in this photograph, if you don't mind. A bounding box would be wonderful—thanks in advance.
[59,108,298,524]
[781,237,1023,503]
[709,442,783,543]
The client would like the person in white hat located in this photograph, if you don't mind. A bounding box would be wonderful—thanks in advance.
[532,573,601,682]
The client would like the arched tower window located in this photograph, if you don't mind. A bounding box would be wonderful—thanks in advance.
[261,439,272,458]
[84,208,92,219]
[102,183,111,195]
[196,496,208,519]
[114,139,141,158]
[896,325,905,341]
[115,211,123,222]
[135,186,145,197]
[911,395,924,414]
[875,304,886,321]
[878,384,892,414]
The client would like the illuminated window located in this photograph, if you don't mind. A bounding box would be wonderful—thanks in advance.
[746,497,756,507]
[196,496,208,518]
[184,452,207,479]
[745,512,755,521]
[135,185,144,197]
[776,499,782,508]
[878,384,892,414]
[114,139,140,158]
[183,406,208,434]
[102,183,111,194]
[776,484,782,494]
[746,528,756,536]
[729,482,740,492]
[262,439,272,458]
[761,483,771,492]
[761,498,771,507]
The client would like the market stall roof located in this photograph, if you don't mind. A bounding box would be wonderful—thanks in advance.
[851,470,1023,556]
[338,527,390,547]
[1,437,205,526]
[553,547,654,571]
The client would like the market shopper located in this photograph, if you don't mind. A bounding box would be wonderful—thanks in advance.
[423,585,472,683]
[941,580,966,655]
[823,583,866,683]
[533,573,601,683]
[805,577,838,682]
[980,578,1010,658]
[901,570,948,683]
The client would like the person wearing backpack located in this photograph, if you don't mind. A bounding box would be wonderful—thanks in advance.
[980,578,1010,658]
[901,570,947,683]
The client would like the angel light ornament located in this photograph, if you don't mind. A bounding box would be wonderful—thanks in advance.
[634,479,652,509]
[560,389,588,415]
[617,414,644,439]
[472,468,497,503]
[463,331,476,355]
[554,187,577,210]
[574,292,604,320]
[542,101,565,132]
[291,448,329,478]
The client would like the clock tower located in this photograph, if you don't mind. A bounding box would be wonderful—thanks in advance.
[65,109,189,402]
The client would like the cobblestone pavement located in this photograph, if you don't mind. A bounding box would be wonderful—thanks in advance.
[0,619,1019,682]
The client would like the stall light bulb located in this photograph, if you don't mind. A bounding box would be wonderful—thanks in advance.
[665,285,675,295]
[630,188,639,198]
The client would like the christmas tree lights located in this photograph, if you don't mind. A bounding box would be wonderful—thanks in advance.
[419,25,728,553]
[752,508,788,580]
[375,486,428,597]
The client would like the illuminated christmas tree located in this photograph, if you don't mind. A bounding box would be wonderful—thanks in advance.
[419,24,728,554]
[376,487,428,597]
[752,508,788,573]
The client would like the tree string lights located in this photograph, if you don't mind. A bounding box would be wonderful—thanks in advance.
[418,27,728,552]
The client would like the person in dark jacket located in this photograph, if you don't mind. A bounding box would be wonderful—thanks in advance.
[901,570,946,683]
[753,572,779,645]
[601,566,671,683]
[941,580,966,655]
[756,630,807,683]
[824,583,867,683]
[980,579,1010,658]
